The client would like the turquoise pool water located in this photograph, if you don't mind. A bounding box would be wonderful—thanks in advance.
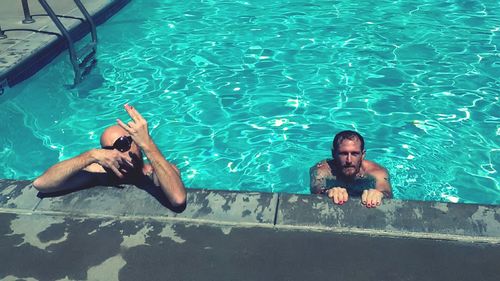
[0,0,499,204]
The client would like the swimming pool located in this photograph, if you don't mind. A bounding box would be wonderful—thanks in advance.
[0,0,498,204]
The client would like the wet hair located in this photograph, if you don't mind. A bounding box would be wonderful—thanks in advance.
[332,130,365,156]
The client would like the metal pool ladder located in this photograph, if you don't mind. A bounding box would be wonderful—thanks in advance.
[38,0,97,85]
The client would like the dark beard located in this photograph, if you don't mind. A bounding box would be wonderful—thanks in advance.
[341,166,358,177]
[329,160,360,180]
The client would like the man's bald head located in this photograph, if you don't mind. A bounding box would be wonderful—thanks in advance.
[100,125,128,148]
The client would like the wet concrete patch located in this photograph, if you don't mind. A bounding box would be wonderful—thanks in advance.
[112,187,278,224]
[1,212,500,281]
[0,179,40,210]
[35,185,132,216]
[34,184,278,225]
[0,213,124,281]
[169,189,277,224]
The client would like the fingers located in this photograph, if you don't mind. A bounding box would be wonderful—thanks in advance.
[116,118,131,132]
[97,149,134,178]
[340,188,348,204]
[117,118,142,138]
[124,104,145,123]
[361,189,383,208]
[327,187,348,205]
[109,165,124,178]
[102,155,124,178]
[326,188,384,208]
[118,105,149,140]
[121,156,134,169]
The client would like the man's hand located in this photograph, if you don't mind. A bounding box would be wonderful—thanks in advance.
[361,189,384,208]
[90,149,133,178]
[117,104,152,150]
[33,148,128,193]
[326,187,349,205]
[116,104,187,207]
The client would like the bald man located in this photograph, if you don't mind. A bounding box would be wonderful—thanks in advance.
[33,104,186,207]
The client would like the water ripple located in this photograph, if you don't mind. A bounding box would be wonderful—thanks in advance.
[0,0,499,204]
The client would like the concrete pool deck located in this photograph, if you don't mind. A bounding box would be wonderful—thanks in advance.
[1,179,500,280]
[1,0,500,280]
[0,0,130,87]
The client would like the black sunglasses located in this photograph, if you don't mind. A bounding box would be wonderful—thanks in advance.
[102,136,133,152]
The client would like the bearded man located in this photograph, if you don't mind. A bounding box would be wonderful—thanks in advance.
[310,130,392,208]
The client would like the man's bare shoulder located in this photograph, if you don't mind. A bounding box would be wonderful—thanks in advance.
[310,159,333,177]
[362,159,392,197]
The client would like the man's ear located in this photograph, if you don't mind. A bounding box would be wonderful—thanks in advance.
[331,149,335,159]
[361,150,366,159]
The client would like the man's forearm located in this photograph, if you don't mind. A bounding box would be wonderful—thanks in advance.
[311,183,328,194]
[33,150,97,192]
[376,177,393,198]
[142,140,186,206]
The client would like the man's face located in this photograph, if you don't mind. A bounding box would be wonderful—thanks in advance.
[101,126,143,174]
[333,138,365,178]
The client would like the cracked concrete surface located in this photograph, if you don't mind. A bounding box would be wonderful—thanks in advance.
[1,179,500,280]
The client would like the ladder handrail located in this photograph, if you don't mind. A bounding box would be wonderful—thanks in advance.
[21,0,36,24]
[74,0,97,44]
[38,0,80,83]
[37,0,98,85]
[0,25,7,39]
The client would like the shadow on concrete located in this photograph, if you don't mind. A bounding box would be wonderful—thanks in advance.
[0,29,61,37]
[134,181,187,213]
[35,173,186,213]
[29,14,85,22]
[36,184,124,199]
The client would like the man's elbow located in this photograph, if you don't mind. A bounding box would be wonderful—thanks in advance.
[32,177,49,193]
[32,177,61,193]
[170,193,187,207]
[169,166,185,206]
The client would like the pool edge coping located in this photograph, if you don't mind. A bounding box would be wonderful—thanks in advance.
[1,178,499,244]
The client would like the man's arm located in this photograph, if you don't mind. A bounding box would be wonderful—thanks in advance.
[310,161,349,205]
[373,169,392,198]
[309,161,328,194]
[361,167,392,208]
[33,149,127,193]
[142,140,186,207]
[117,104,186,207]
